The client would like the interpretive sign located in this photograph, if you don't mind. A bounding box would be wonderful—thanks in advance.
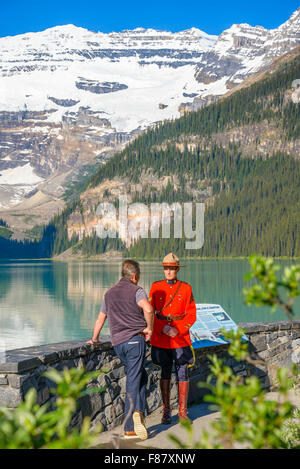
[191,304,248,349]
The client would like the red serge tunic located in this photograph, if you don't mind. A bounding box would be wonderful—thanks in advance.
[149,279,197,349]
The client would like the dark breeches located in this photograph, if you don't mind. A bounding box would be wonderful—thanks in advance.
[151,345,195,381]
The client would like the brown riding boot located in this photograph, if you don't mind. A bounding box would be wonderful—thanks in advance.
[160,379,172,425]
[178,381,191,423]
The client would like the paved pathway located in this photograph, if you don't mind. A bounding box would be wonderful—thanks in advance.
[95,389,300,449]
[95,402,218,449]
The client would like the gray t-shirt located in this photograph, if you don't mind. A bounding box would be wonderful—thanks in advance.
[100,287,148,314]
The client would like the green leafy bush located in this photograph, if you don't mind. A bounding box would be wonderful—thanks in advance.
[0,367,105,449]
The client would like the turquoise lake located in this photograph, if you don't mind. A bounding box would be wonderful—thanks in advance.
[0,259,299,354]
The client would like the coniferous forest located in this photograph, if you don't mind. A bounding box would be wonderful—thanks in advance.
[0,53,299,259]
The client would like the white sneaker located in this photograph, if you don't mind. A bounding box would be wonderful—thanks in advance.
[132,411,148,440]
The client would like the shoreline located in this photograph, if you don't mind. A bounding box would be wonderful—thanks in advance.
[1,256,300,262]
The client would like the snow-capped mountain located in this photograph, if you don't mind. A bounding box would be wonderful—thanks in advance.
[0,25,217,132]
[0,8,299,217]
[195,7,300,87]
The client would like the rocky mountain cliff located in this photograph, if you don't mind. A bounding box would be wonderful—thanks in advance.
[194,8,300,87]
[0,7,299,234]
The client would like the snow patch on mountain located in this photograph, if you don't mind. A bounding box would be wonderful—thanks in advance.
[0,60,209,132]
[0,163,44,185]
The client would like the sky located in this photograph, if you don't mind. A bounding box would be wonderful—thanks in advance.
[0,0,299,38]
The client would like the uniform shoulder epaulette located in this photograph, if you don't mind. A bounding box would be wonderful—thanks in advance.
[152,279,164,284]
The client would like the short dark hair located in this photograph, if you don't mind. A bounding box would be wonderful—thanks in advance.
[121,259,140,279]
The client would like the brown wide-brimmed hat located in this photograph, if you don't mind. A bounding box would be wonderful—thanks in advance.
[158,252,185,267]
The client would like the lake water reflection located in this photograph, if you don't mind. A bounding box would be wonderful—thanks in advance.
[0,259,299,353]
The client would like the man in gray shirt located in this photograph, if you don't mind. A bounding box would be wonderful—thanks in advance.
[87,259,153,441]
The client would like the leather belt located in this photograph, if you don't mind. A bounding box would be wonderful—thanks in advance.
[156,313,185,321]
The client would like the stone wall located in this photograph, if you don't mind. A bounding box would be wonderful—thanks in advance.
[0,320,299,431]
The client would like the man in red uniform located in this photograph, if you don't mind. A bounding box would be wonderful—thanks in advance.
[148,252,196,424]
